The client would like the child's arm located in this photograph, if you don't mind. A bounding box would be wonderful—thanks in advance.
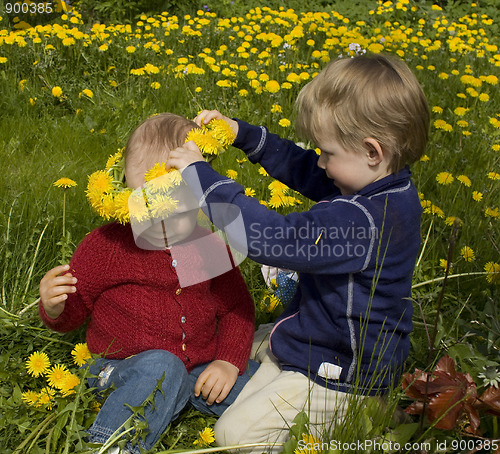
[193,110,339,202]
[39,264,77,319]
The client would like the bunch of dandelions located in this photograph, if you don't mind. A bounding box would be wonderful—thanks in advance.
[85,118,236,224]
[22,343,91,410]
[185,118,236,162]
[53,177,77,264]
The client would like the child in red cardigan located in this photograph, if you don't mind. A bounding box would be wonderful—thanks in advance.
[39,113,256,454]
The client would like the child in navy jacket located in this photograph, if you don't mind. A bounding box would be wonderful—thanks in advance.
[168,54,430,450]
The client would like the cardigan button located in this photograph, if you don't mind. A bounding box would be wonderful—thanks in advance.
[181,316,186,323]
[175,288,182,295]
[181,343,187,351]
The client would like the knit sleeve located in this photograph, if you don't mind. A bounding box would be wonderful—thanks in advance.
[39,225,114,333]
[210,264,255,374]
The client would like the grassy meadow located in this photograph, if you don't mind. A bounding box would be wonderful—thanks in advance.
[0,0,499,452]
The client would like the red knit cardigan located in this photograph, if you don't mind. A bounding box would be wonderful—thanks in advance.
[39,222,255,373]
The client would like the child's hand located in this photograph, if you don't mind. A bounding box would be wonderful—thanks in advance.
[167,140,204,171]
[39,264,77,319]
[193,110,239,138]
[194,359,239,405]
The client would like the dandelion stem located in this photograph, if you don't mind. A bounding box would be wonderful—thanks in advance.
[13,413,57,454]
[412,272,488,289]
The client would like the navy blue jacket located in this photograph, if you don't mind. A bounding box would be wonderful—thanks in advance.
[182,119,421,395]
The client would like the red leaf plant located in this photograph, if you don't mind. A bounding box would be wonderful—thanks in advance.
[402,355,500,435]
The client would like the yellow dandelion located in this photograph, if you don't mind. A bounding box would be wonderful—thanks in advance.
[264,80,280,93]
[147,194,179,218]
[46,364,68,389]
[295,434,321,454]
[52,86,63,98]
[454,107,468,116]
[60,372,81,396]
[193,427,215,446]
[269,181,289,194]
[260,292,281,313]
[71,343,92,367]
[144,163,168,182]
[439,258,451,271]
[432,106,443,114]
[485,207,499,218]
[487,172,500,180]
[460,246,475,262]
[128,191,151,224]
[53,177,77,188]
[113,190,132,224]
[472,191,483,202]
[279,118,291,128]
[457,175,471,187]
[436,172,454,185]
[38,387,56,409]
[87,170,113,195]
[484,262,500,284]
[271,104,283,113]
[208,119,236,147]
[245,188,256,197]
[21,390,39,407]
[186,129,222,155]
[105,149,124,171]
[82,89,93,98]
[226,169,238,180]
[26,351,50,377]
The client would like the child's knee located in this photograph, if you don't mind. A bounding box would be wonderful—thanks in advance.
[126,350,187,383]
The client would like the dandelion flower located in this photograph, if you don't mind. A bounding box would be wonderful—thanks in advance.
[53,178,77,188]
[208,119,236,147]
[60,372,81,396]
[46,364,68,389]
[113,190,132,225]
[260,292,281,313]
[472,191,483,202]
[245,188,256,197]
[38,387,56,409]
[186,129,222,155]
[226,169,238,179]
[71,343,91,367]
[193,427,215,446]
[484,262,500,284]
[52,86,63,97]
[487,172,500,180]
[81,89,93,98]
[144,163,169,182]
[457,175,471,187]
[460,246,475,262]
[265,80,280,93]
[279,118,291,128]
[87,171,113,195]
[105,149,124,171]
[21,390,39,406]
[26,351,50,377]
[436,172,454,185]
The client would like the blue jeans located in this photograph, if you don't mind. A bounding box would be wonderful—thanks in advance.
[86,350,259,453]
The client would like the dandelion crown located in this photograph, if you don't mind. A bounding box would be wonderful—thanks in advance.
[86,115,235,224]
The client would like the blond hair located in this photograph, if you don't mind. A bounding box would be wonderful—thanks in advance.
[125,113,199,174]
[295,54,430,173]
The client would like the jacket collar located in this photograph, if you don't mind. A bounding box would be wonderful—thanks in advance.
[356,166,412,198]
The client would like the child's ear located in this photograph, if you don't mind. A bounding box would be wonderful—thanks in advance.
[363,138,384,167]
